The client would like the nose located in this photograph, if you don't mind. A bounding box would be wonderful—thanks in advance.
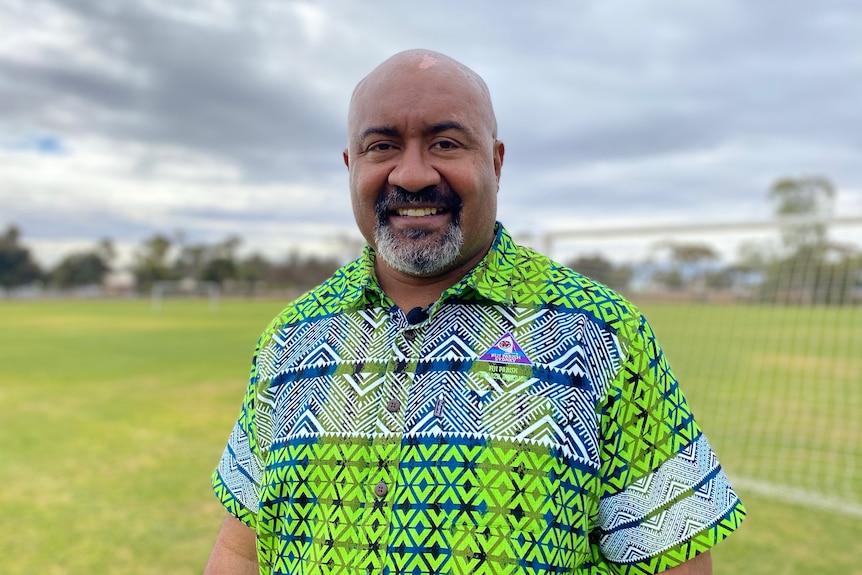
[387,144,441,193]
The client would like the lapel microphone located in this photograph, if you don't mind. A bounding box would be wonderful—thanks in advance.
[405,306,429,325]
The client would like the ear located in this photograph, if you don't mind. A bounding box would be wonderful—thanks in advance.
[493,140,505,185]
[343,149,350,169]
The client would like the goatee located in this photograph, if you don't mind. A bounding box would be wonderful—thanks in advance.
[373,186,464,276]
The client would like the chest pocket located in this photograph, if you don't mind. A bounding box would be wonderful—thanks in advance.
[464,367,561,444]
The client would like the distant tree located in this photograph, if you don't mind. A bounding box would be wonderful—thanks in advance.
[200,257,238,284]
[200,235,242,284]
[213,234,242,262]
[173,234,244,285]
[237,253,272,283]
[173,244,208,280]
[759,242,861,304]
[51,253,109,287]
[49,238,115,288]
[656,241,719,266]
[566,254,632,292]
[0,225,43,287]
[649,241,719,291]
[132,234,176,291]
[769,176,835,253]
[651,268,686,291]
[761,176,854,303]
[265,252,342,291]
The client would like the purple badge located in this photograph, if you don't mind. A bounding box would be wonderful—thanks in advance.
[479,332,532,365]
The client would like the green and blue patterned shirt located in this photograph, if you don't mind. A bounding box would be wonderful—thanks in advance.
[213,223,745,574]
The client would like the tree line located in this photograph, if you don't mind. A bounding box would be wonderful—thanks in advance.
[2,176,861,303]
[0,228,342,294]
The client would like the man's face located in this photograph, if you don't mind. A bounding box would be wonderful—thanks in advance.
[344,58,504,278]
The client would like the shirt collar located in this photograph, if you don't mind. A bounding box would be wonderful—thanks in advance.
[442,222,517,306]
[335,222,519,310]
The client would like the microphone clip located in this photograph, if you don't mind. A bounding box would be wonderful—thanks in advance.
[405,305,430,325]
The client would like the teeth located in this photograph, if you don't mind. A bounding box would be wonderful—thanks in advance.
[397,207,440,217]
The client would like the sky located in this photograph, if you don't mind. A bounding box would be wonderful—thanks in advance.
[1,0,861,267]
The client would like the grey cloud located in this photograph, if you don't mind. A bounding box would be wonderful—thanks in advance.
[1,0,860,260]
[3,0,345,181]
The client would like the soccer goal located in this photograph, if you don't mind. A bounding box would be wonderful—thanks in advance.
[151,279,221,314]
[540,215,862,518]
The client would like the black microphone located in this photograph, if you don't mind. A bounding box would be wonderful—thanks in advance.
[405,306,429,325]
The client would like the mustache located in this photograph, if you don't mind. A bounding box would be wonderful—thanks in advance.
[375,185,462,221]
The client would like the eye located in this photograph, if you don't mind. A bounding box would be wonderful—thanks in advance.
[432,139,459,150]
[367,141,398,153]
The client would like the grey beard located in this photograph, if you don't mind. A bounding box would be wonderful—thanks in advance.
[373,222,464,276]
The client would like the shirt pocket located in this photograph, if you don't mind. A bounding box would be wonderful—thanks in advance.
[460,362,599,465]
[463,369,560,444]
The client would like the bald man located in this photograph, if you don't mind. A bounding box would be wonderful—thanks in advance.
[204,50,744,575]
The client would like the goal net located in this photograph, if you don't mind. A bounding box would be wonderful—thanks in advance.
[540,216,862,517]
[151,279,221,314]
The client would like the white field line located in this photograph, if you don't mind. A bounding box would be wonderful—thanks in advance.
[732,476,862,519]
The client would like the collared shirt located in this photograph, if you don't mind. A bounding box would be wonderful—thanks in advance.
[213,223,745,575]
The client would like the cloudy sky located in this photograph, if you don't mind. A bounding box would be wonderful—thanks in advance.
[1,0,860,266]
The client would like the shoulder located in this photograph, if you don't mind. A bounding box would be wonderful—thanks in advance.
[504,241,642,339]
[258,256,368,345]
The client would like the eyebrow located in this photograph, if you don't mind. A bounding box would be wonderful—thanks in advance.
[359,126,399,140]
[359,121,473,141]
[429,121,471,136]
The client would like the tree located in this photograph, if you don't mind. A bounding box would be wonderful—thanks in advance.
[131,234,176,291]
[263,252,342,291]
[49,238,115,288]
[769,176,835,253]
[0,225,43,288]
[173,235,244,285]
[173,244,208,280]
[237,253,272,283]
[566,254,632,292]
[759,242,861,304]
[199,235,242,284]
[649,241,719,291]
[50,253,109,287]
[762,176,855,303]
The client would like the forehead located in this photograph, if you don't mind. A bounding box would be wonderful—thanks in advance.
[349,62,492,140]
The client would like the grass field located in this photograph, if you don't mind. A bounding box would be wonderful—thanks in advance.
[1,299,860,574]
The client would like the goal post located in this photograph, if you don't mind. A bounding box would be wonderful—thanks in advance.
[539,215,862,517]
[151,279,221,314]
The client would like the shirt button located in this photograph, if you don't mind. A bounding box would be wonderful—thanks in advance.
[403,330,417,342]
[375,480,388,497]
[386,398,401,413]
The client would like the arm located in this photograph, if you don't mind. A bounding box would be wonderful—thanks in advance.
[662,551,711,575]
[203,513,259,575]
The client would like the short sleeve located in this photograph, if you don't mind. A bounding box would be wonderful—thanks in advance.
[211,326,275,530]
[593,313,745,573]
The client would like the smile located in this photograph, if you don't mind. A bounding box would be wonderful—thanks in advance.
[395,207,443,217]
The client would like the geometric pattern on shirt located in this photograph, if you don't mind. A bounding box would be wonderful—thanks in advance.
[598,434,741,563]
[212,224,745,575]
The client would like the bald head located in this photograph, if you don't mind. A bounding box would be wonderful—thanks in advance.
[342,49,505,287]
[347,50,498,147]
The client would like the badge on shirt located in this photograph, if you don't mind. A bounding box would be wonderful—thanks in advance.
[474,332,534,379]
[479,332,531,365]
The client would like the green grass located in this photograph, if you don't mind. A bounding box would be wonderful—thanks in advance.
[640,302,862,504]
[0,299,284,575]
[1,299,860,574]
[637,302,862,574]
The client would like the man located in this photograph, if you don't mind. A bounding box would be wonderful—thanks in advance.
[204,49,745,575]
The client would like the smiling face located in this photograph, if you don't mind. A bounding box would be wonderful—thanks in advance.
[344,51,504,281]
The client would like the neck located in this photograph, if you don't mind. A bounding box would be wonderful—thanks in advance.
[375,262,463,312]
